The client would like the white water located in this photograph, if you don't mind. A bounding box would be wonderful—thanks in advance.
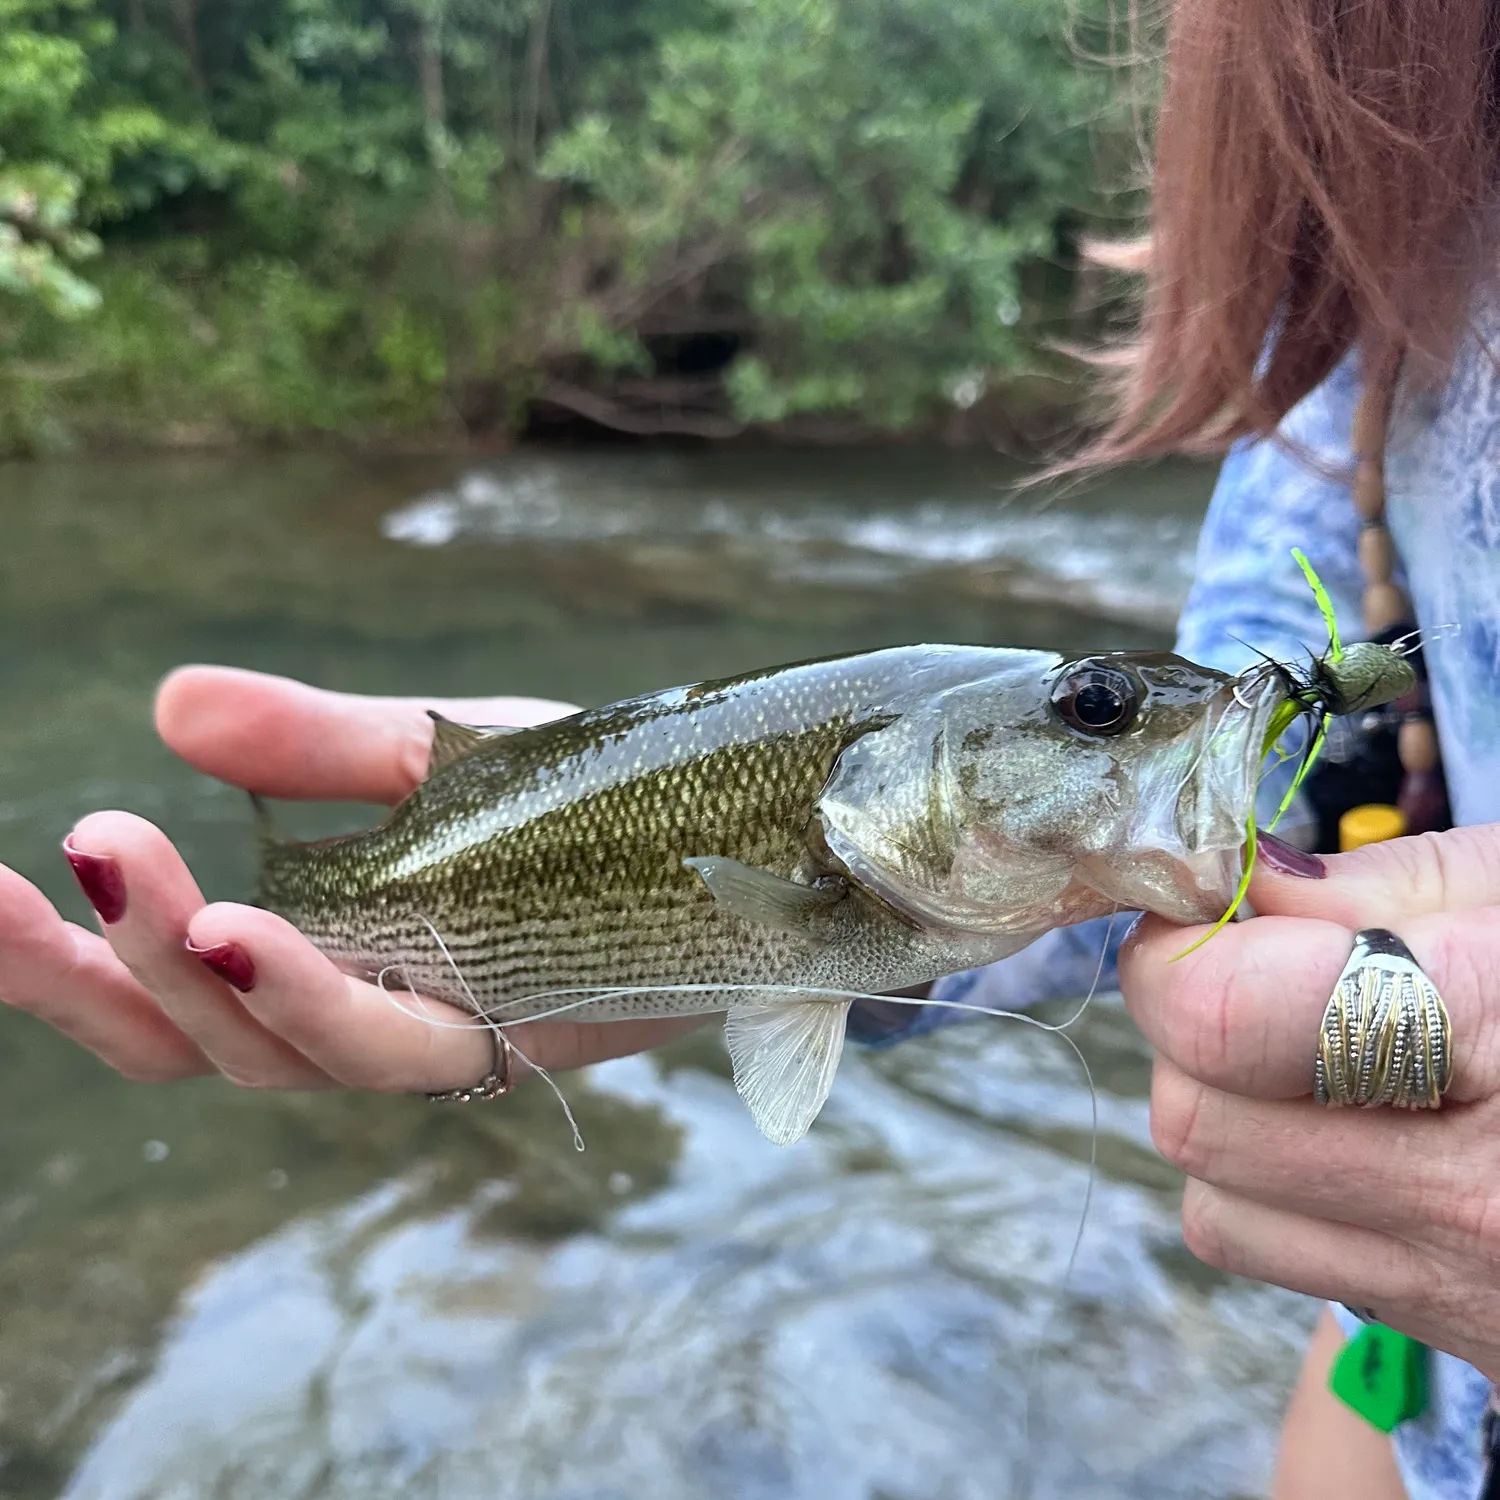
[381,450,1204,633]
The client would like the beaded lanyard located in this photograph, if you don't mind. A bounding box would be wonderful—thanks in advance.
[1347,352,1449,836]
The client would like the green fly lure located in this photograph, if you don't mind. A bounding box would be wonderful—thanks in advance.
[1172,548,1418,959]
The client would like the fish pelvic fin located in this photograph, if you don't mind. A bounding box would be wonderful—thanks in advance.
[683,855,847,935]
[724,995,851,1146]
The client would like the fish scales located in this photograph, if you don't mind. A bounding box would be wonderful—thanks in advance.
[250,640,1411,1144]
[362,727,879,1008]
[257,649,1004,1025]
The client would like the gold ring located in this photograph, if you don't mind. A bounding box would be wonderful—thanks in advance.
[1315,928,1452,1109]
[424,1026,514,1103]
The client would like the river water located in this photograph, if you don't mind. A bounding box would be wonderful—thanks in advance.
[0,446,1317,1500]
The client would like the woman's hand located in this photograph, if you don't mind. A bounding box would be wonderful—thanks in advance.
[1120,825,1500,1377]
[0,666,703,1094]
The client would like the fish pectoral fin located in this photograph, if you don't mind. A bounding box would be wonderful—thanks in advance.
[682,856,847,935]
[724,997,852,1146]
[425,711,517,774]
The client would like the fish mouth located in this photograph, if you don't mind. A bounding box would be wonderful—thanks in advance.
[1174,661,1298,914]
[1210,661,1296,825]
[1082,662,1295,925]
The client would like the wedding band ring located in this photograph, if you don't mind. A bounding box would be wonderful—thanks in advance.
[425,1026,515,1103]
[1315,928,1452,1110]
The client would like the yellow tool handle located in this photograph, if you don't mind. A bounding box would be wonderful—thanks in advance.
[1339,803,1407,851]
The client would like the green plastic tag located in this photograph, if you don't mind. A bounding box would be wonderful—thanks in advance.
[1328,1324,1430,1433]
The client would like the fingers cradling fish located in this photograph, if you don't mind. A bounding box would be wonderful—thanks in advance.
[251,641,1413,1147]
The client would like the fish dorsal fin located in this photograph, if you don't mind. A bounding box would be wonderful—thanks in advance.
[683,855,847,935]
[724,997,851,1146]
[425,711,516,775]
[248,792,287,848]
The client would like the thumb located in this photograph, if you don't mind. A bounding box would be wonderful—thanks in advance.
[1251,824,1500,926]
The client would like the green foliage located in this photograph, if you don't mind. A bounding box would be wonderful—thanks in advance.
[0,0,243,319]
[0,0,1133,452]
[0,0,111,316]
[545,0,1116,427]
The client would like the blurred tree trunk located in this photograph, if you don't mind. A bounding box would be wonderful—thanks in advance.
[417,3,447,166]
[170,0,205,98]
[519,0,555,171]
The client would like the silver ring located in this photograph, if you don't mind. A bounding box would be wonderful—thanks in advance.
[1315,928,1452,1110]
[424,1026,514,1103]
[1341,1303,1381,1326]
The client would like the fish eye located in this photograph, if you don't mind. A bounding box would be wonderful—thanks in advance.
[1049,663,1141,737]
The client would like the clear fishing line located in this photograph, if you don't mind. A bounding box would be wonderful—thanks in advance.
[417,915,587,1150]
[378,917,587,1150]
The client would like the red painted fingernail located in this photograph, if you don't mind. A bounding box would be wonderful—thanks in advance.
[187,940,256,993]
[63,842,127,924]
[1258,832,1327,879]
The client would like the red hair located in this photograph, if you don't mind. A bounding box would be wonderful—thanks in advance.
[1081,0,1500,462]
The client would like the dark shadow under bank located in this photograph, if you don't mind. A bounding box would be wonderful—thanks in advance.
[5,366,1097,465]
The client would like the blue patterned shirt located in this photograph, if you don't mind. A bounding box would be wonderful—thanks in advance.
[851,302,1500,1499]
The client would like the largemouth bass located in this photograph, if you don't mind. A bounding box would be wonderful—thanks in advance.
[254,643,1405,1146]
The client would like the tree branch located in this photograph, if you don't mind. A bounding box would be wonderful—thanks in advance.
[538,378,744,438]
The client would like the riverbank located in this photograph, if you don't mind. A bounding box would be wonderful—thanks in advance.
[0,307,1097,463]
